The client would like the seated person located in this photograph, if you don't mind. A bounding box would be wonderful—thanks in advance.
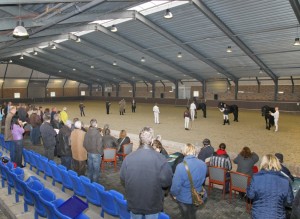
[233,146,259,177]
[117,130,131,153]
[102,128,118,149]
[209,143,232,193]
[275,153,294,182]
[197,138,214,162]
[152,139,168,158]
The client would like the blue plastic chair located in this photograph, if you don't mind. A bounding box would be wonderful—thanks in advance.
[5,167,24,196]
[54,206,90,219]
[40,157,52,180]
[27,151,37,170]
[158,212,170,219]
[95,188,123,217]
[0,134,5,151]
[27,183,52,219]
[38,188,63,219]
[12,174,38,203]
[33,153,43,175]
[80,176,101,205]
[0,161,15,189]
[114,197,130,219]
[68,170,86,197]
[22,149,30,167]
[22,179,44,212]
[49,160,63,186]
[57,165,73,192]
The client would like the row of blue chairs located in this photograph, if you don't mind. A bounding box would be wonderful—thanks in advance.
[0,134,12,154]
[22,148,171,219]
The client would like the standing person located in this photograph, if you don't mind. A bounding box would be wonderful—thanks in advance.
[83,119,103,182]
[190,101,196,121]
[120,127,173,219]
[153,103,160,124]
[131,99,136,113]
[247,154,294,219]
[79,103,85,117]
[5,105,16,141]
[11,115,25,167]
[40,113,57,160]
[170,143,207,219]
[119,99,125,115]
[197,138,214,162]
[70,121,87,176]
[51,113,62,157]
[17,103,27,122]
[50,107,57,123]
[233,146,259,177]
[270,106,279,132]
[105,101,111,114]
[60,107,68,125]
[184,107,191,130]
[29,108,42,145]
[57,120,72,170]
[219,104,230,125]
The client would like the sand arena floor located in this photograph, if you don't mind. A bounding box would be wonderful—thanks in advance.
[38,100,300,166]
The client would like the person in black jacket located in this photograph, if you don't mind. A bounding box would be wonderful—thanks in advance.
[57,120,72,170]
[275,153,294,182]
[40,113,57,160]
[120,127,172,219]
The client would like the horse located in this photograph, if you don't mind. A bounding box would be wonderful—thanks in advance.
[218,102,239,122]
[193,99,206,118]
[261,105,275,130]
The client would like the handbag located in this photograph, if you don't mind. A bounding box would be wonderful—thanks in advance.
[183,161,207,207]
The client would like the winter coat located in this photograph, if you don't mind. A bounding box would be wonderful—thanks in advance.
[83,127,103,155]
[233,153,259,176]
[247,170,294,219]
[40,121,56,148]
[57,125,72,157]
[70,128,87,161]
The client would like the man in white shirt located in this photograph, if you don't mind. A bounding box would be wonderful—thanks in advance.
[153,103,160,124]
[270,106,279,132]
[190,101,196,121]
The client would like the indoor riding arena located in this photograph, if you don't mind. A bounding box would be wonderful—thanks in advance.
[0,0,300,219]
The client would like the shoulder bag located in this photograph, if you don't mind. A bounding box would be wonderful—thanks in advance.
[183,161,207,207]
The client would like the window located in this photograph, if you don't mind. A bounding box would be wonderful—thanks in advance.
[14,93,20,98]
[50,92,56,97]
[81,91,86,96]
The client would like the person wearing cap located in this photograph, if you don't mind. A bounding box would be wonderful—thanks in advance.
[79,103,85,117]
[57,120,73,170]
[270,106,280,132]
[40,112,57,160]
[197,138,214,162]
[70,120,87,176]
[275,153,294,182]
[60,107,68,125]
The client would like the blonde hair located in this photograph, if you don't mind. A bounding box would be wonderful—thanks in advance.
[260,154,281,171]
[181,143,196,156]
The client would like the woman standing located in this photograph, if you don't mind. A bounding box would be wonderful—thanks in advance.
[11,115,25,167]
[247,154,294,219]
[170,143,207,219]
[233,146,259,176]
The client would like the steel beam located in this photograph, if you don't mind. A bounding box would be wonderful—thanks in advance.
[289,0,300,23]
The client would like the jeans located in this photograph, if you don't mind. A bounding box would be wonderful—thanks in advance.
[30,126,41,145]
[44,146,55,160]
[130,212,159,219]
[61,156,72,170]
[87,153,101,182]
[14,140,23,167]
[177,201,197,219]
[7,141,15,163]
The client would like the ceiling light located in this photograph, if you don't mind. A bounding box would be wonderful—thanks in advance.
[73,68,76,71]
[58,70,61,73]
[20,55,24,60]
[51,44,56,50]
[76,37,81,43]
[141,57,145,62]
[113,61,117,66]
[33,50,38,55]
[226,46,232,53]
[177,52,182,58]
[294,37,300,46]
[13,20,29,39]
[259,68,264,74]
[111,25,118,32]
[90,65,94,69]
[9,59,13,63]
[164,9,173,19]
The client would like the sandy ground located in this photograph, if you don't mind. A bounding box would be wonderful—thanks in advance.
[38,100,300,166]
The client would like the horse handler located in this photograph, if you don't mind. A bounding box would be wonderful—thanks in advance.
[183,107,191,130]
[219,104,230,125]
[270,106,279,132]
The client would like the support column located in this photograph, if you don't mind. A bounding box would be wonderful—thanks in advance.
[116,83,120,97]
[78,83,81,96]
[2,64,8,98]
[234,79,238,100]
[291,76,294,93]
[27,70,33,98]
[202,80,206,99]
[132,82,136,98]
[101,84,105,97]
[46,76,51,98]
[274,79,278,101]
[89,84,92,96]
[151,82,155,98]
[175,80,179,99]
[256,77,261,93]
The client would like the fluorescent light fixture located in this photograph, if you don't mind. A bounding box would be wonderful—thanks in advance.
[164,9,173,19]
[90,65,94,69]
[51,44,56,49]
[9,59,13,63]
[111,25,117,32]
[238,91,245,93]
[177,52,182,58]
[76,37,81,43]
[73,68,76,71]
[278,91,284,94]
[20,55,24,60]
[259,68,264,74]
[294,37,300,46]
[141,57,145,62]
[58,70,62,73]
[226,46,232,53]
[33,50,38,55]
[113,61,117,66]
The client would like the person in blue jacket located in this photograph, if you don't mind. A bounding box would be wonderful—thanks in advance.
[170,143,207,219]
[247,154,294,219]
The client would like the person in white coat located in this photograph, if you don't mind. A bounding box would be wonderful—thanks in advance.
[153,103,160,124]
[190,101,196,121]
[270,106,279,132]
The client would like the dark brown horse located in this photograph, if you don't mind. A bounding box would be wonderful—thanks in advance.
[261,105,275,130]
